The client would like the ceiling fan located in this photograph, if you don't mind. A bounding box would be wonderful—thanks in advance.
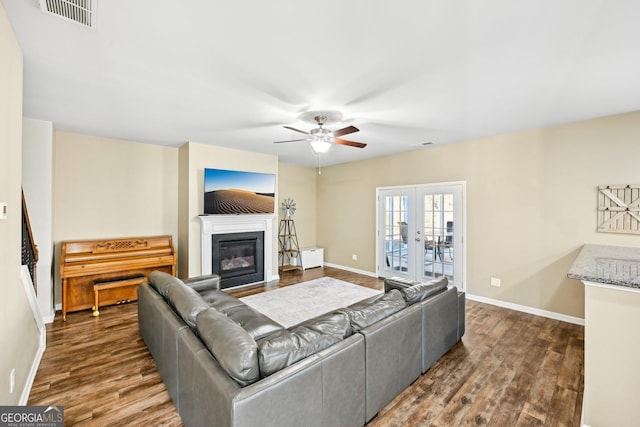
[274,112,367,154]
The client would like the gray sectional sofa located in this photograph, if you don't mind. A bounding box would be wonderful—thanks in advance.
[138,271,465,427]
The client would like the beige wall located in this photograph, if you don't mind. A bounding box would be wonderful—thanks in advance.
[52,135,281,294]
[177,143,191,277]
[22,118,55,322]
[0,4,41,404]
[53,131,179,302]
[317,111,640,318]
[277,163,317,249]
[178,142,279,278]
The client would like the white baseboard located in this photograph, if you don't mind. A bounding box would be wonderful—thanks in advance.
[323,262,378,278]
[466,293,585,326]
[581,404,589,427]
[20,266,47,405]
[42,308,56,324]
[51,271,583,325]
[320,265,584,326]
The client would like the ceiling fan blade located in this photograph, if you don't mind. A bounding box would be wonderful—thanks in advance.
[332,125,359,137]
[283,125,310,135]
[273,138,308,144]
[333,138,367,148]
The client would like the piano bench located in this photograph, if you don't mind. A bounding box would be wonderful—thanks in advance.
[92,275,145,317]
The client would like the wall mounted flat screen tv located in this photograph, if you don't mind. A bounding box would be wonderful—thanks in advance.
[204,168,276,214]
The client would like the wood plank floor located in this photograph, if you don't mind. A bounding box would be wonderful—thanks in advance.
[29,267,584,426]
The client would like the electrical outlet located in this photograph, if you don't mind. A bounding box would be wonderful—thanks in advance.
[10,368,15,394]
[352,254,358,261]
[490,277,501,288]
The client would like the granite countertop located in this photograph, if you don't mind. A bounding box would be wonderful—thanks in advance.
[568,244,640,288]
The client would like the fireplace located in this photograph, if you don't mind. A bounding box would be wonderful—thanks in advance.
[212,231,264,289]
[198,214,276,289]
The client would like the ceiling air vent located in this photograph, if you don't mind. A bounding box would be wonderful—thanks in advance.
[39,0,96,29]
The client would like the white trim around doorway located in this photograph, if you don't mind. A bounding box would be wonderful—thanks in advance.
[375,181,467,292]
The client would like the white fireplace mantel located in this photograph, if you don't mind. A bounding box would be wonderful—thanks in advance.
[198,214,276,283]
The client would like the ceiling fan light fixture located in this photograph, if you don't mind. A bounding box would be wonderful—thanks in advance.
[275,109,366,153]
[310,139,331,154]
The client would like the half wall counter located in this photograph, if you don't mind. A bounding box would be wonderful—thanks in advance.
[568,244,640,427]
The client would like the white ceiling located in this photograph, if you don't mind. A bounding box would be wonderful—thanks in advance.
[3,0,640,167]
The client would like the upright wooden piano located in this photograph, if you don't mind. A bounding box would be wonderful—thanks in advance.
[60,235,177,321]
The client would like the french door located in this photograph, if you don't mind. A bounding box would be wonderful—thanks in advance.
[377,183,464,289]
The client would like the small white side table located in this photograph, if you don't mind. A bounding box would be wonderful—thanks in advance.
[300,247,324,270]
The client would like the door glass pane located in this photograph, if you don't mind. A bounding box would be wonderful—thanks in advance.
[423,192,454,281]
[378,184,462,288]
[384,195,408,272]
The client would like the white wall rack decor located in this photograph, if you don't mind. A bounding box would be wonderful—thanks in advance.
[597,184,640,234]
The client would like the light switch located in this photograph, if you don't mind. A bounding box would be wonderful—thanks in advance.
[0,202,7,220]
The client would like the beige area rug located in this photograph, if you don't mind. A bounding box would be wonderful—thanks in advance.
[240,277,382,328]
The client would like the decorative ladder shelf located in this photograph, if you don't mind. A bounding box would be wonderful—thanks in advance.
[278,218,302,272]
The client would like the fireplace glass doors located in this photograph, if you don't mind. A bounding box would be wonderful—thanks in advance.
[212,231,264,289]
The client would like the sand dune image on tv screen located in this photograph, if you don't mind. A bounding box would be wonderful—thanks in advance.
[204,189,274,214]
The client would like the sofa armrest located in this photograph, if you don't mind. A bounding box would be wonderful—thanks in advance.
[183,273,221,292]
[358,303,422,422]
[421,286,459,372]
[383,276,421,292]
[457,291,466,340]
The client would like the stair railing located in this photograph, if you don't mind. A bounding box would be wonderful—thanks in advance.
[21,189,39,294]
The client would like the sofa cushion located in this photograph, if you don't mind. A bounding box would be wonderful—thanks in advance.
[200,289,246,312]
[183,273,221,292]
[341,289,406,332]
[257,311,351,377]
[384,276,421,292]
[294,310,353,339]
[401,277,448,304]
[224,305,285,340]
[166,282,209,328]
[196,308,260,387]
[148,270,180,298]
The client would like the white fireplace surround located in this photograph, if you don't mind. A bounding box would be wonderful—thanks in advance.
[198,214,276,284]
